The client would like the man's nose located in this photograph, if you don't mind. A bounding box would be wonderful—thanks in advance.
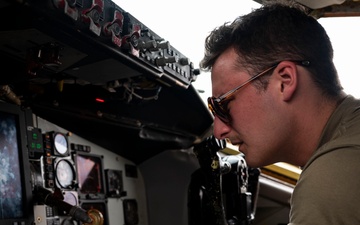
[212,116,231,140]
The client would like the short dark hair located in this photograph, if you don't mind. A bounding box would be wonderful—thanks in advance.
[200,1,343,96]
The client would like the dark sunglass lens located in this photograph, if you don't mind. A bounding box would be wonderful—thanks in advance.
[208,97,230,123]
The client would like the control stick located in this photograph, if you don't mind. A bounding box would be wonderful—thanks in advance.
[34,186,96,224]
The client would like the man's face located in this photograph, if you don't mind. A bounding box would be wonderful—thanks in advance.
[210,48,293,168]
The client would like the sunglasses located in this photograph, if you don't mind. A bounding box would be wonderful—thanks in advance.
[208,60,310,124]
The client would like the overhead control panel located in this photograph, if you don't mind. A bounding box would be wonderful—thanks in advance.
[0,0,214,166]
[0,0,198,89]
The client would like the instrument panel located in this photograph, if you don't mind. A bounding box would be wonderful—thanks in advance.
[0,0,198,89]
[0,0,213,165]
[28,116,146,225]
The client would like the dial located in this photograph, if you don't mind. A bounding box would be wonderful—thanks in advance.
[63,191,78,206]
[54,133,68,155]
[55,159,75,189]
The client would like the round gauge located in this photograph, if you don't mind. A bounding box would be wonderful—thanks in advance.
[54,133,68,155]
[55,159,75,189]
[63,191,78,206]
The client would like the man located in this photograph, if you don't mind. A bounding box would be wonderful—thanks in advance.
[200,1,360,224]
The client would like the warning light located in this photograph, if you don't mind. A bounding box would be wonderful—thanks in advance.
[95,98,105,103]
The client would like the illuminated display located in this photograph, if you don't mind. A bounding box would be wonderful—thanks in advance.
[75,153,105,199]
[0,102,33,225]
[0,111,23,219]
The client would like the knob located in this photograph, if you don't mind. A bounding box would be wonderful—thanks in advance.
[86,9,101,24]
[156,41,170,50]
[192,68,201,75]
[137,40,157,51]
[178,57,190,66]
[155,56,177,66]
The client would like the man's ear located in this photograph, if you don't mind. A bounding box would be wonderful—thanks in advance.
[275,61,298,102]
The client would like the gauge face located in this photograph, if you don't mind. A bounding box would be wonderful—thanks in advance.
[56,159,75,188]
[63,192,78,206]
[54,133,68,155]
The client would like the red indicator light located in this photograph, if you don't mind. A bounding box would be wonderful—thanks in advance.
[95,98,105,103]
